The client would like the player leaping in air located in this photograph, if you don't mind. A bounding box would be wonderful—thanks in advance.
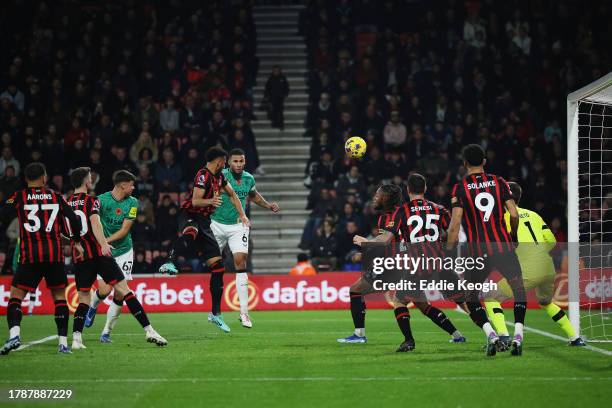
[484,182,585,346]
[68,167,166,349]
[210,148,279,328]
[446,144,527,356]
[0,163,83,355]
[84,170,141,343]
[159,147,249,333]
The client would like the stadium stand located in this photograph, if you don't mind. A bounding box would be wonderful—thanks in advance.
[298,0,612,270]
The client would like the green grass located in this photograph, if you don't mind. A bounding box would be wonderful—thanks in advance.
[1,309,611,408]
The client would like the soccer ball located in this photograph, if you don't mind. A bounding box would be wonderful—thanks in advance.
[345,136,367,159]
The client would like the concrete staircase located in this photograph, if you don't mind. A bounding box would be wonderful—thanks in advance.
[250,4,309,274]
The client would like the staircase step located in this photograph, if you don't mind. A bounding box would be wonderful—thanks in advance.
[260,153,309,161]
[255,18,298,27]
[255,135,304,143]
[253,218,306,229]
[254,91,308,99]
[257,143,309,152]
[252,257,295,271]
[253,84,307,92]
[254,5,305,11]
[252,199,305,210]
[261,59,305,67]
[251,126,305,134]
[256,162,306,174]
[256,170,304,178]
[252,237,300,249]
[257,52,305,58]
[256,180,306,189]
[255,27,304,33]
[253,248,303,256]
[251,207,309,216]
[260,67,307,75]
[251,228,303,238]
[258,43,306,50]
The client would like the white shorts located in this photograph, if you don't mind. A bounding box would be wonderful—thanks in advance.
[114,249,134,281]
[211,220,249,254]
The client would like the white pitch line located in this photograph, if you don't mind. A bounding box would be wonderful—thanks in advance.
[451,307,612,356]
[15,335,57,351]
[0,376,610,385]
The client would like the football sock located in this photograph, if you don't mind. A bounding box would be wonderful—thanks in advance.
[124,292,151,328]
[466,301,489,328]
[423,305,457,335]
[102,297,123,335]
[349,292,366,336]
[209,260,225,315]
[236,270,249,314]
[514,301,527,325]
[484,301,509,336]
[514,323,524,340]
[72,303,89,333]
[7,298,22,337]
[54,300,69,341]
[482,322,497,338]
[541,303,577,340]
[90,289,106,310]
[168,229,197,262]
[393,307,414,341]
[451,330,464,340]
[27,292,35,314]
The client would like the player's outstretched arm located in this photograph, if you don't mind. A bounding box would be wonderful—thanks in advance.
[353,230,393,247]
[249,189,279,212]
[224,183,250,226]
[107,219,134,244]
[90,214,113,256]
[446,207,463,250]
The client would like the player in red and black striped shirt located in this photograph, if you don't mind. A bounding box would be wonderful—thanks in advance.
[0,163,83,355]
[159,147,249,332]
[376,176,470,345]
[447,144,526,356]
[388,173,502,343]
[67,167,166,349]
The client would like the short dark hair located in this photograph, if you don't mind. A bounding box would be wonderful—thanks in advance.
[24,162,46,181]
[407,173,426,195]
[113,170,136,185]
[297,253,309,262]
[229,148,246,157]
[71,167,91,189]
[462,144,486,167]
[205,146,228,162]
[378,183,403,209]
[508,182,522,204]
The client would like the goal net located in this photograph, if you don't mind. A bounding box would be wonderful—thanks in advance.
[568,72,612,342]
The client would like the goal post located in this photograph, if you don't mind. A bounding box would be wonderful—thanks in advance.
[567,72,612,342]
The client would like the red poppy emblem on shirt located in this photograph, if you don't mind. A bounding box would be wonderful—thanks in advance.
[115,208,122,215]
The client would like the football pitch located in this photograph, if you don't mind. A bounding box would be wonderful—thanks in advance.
[1,309,611,408]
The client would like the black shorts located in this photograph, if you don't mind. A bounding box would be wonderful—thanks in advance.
[74,256,125,292]
[464,250,524,300]
[181,213,221,260]
[13,262,67,292]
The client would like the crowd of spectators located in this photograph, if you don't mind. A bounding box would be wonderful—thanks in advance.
[0,0,261,273]
[298,0,612,270]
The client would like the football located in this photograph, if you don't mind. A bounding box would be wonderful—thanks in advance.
[345,136,367,159]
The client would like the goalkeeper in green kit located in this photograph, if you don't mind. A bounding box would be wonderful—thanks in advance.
[211,148,279,328]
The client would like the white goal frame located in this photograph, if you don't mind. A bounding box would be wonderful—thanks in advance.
[567,72,612,337]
